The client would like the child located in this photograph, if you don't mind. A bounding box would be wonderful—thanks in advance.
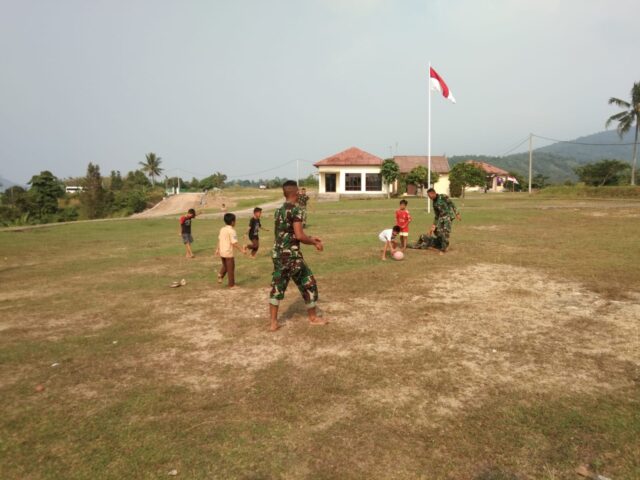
[215,213,246,288]
[179,208,197,258]
[246,207,269,258]
[395,199,412,251]
[379,225,401,260]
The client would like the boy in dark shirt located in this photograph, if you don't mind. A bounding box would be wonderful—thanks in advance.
[179,208,196,258]
[246,207,268,258]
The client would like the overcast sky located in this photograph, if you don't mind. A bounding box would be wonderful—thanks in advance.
[1,0,638,183]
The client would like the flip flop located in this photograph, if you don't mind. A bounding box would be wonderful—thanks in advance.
[170,281,181,288]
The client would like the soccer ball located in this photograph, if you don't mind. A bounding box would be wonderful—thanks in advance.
[392,250,404,261]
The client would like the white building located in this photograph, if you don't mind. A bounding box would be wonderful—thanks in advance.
[314,147,390,197]
[314,147,451,197]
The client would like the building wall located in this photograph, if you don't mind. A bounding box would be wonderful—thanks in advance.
[317,166,390,195]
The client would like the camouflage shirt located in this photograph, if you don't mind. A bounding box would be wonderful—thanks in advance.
[272,202,303,258]
[297,193,309,208]
[432,194,459,221]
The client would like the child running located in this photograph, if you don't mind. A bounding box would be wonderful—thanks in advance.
[246,207,268,258]
[215,213,246,288]
[395,199,412,251]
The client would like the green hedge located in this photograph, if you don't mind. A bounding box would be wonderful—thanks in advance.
[538,185,640,198]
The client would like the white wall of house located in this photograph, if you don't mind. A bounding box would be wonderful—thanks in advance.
[433,174,450,196]
[317,166,390,195]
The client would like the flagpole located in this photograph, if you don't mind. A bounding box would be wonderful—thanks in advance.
[427,62,432,214]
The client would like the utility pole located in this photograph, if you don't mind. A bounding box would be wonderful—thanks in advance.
[528,133,533,194]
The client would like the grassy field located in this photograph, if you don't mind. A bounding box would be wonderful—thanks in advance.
[1,192,639,479]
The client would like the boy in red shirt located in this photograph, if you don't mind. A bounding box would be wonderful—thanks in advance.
[179,208,196,258]
[395,199,412,251]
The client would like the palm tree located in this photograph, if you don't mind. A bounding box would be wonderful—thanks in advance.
[606,82,640,185]
[139,153,164,186]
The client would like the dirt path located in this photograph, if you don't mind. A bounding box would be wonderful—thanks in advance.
[131,193,205,219]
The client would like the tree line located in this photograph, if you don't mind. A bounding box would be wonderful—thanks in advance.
[0,152,316,226]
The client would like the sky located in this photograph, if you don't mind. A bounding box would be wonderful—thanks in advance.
[1,0,638,184]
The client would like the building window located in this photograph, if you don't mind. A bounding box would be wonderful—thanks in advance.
[345,173,362,191]
[365,173,382,191]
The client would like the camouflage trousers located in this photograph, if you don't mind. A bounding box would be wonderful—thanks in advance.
[408,233,444,250]
[300,208,308,226]
[435,217,452,251]
[270,254,318,308]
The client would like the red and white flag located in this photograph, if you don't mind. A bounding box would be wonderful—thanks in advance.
[430,67,456,103]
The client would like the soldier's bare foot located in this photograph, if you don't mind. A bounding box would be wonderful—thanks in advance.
[309,317,328,326]
[270,323,281,332]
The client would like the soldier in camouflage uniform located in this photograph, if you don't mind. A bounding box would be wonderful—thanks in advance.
[407,225,444,251]
[297,187,310,227]
[427,188,461,253]
[270,181,327,331]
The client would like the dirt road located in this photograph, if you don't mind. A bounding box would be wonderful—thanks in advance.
[131,193,205,219]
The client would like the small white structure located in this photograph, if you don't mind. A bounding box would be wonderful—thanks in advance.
[65,186,84,194]
[314,147,390,197]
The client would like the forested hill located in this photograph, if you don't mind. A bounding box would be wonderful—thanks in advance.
[450,130,636,183]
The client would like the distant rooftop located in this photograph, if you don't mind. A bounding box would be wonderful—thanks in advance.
[466,161,509,176]
[393,156,450,174]
[314,147,383,167]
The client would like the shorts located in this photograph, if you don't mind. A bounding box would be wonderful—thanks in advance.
[182,233,194,244]
[399,232,409,237]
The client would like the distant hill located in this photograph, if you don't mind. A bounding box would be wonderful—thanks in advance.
[0,175,21,192]
[450,130,637,183]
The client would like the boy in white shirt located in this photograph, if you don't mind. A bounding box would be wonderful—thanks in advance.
[215,213,246,288]
[379,225,401,260]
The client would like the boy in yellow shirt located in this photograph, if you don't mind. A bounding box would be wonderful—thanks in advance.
[215,213,246,288]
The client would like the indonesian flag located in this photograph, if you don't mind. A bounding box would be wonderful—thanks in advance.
[430,67,456,103]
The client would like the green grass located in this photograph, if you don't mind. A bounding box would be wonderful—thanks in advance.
[1,193,639,479]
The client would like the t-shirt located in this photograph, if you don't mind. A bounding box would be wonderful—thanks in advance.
[180,215,193,234]
[272,202,303,259]
[395,209,412,232]
[218,225,238,258]
[378,229,396,243]
[248,217,261,239]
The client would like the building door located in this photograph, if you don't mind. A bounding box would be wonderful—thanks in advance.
[325,173,336,192]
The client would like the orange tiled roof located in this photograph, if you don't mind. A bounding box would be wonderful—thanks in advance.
[466,161,509,176]
[393,156,450,174]
[314,147,383,167]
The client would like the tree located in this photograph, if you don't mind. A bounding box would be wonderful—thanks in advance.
[109,171,124,190]
[574,159,630,186]
[124,170,152,190]
[606,82,640,185]
[80,163,111,219]
[406,165,439,193]
[448,163,485,198]
[139,152,163,185]
[200,172,228,190]
[28,171,65,219]
[381,159,400,198]
[531,173,550,189]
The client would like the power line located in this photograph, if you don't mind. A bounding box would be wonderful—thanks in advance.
[497,135,530,156]
[225,159,298,179]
